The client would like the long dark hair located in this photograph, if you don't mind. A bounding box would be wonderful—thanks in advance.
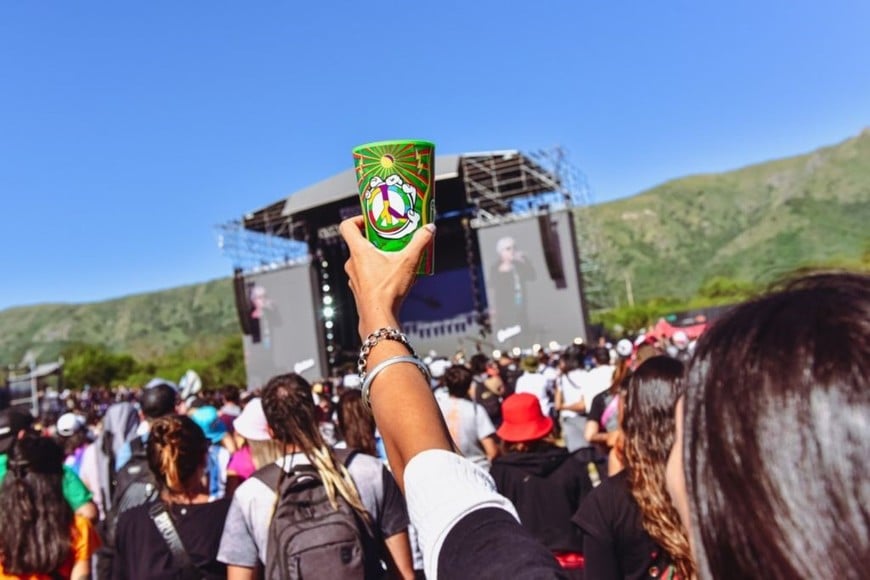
[0,435,73,574]
[337,390,377,457]
[684,272,870,578]
[262,374,368,516]
[146,415,209,498]
[622,356,695,579]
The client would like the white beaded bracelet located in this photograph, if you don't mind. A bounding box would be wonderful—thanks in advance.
[361,354,431,408]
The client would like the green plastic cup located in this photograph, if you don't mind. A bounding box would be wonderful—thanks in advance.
[352,139,436,275]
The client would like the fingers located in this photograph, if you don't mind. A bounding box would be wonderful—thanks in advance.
[339,217,368,252]
[404,223,436,259]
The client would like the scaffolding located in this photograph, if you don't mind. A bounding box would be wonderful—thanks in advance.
[215,219,309,274]
[462,147,609,310]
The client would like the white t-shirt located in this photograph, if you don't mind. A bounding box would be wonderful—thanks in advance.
[436,397,495,468]
[514,371,553,417]
[578,364,614,411]
[557,369,586,418]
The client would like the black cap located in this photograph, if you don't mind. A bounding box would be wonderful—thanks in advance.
[0,408,34,455]
[140,383,178,419]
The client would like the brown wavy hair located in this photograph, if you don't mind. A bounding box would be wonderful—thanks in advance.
[622,356,695,579]
[337,390,377,457]
[146,415,209,497]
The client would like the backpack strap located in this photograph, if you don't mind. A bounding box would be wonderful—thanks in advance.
[252,449,358,492]
[148,501,202,580]
[130,435,147,458]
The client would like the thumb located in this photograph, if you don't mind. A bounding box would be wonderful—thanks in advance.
[404,223,436,258]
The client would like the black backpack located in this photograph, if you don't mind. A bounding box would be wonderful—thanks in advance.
[253,449,380,580]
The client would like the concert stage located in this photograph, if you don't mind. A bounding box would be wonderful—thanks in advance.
[220,149,596,388]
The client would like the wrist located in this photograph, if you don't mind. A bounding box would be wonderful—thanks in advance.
[358,309,400,339]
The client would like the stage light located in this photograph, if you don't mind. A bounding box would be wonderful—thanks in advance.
[325,320,334,329]
[321,260,328,268]
[323,272,329,280]
[326,333,334,340]
[323,295,333,305]
[322,284,330,292]
[323,306,335,318]
[327,345,334,352]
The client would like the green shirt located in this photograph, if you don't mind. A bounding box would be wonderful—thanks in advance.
[0,453,93,510]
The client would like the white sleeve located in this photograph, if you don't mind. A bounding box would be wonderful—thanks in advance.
[403,450,519,580]
[474,403,495,440]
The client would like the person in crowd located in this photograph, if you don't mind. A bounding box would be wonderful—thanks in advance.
[469,353,505,428]
[514,355,555,422]
[554,344,588,452]
[339,216,564,578]
[225,397,282,496]
[576,347,615,431]
[217,372,415,580]
[1,407,98,522]
[0,434,101,578]
[190,405,233,500]
[114,380,179,470]
[56,412,91,475]
[585,361,626,478]
[668,272,868,578]
[436,364,499,468]
[113,415,230,579]
[575,356,695,579]
[490,393,592,578]
[336,389,378,457]
[489,236,535,338]
[218,384,243,433]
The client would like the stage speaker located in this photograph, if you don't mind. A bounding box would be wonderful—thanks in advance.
[538,214,567,289]
[233,268,253,335]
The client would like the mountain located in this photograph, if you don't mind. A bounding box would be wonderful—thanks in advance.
[1,130,868,364]
[584,129,870,303]
[0,278,238,365]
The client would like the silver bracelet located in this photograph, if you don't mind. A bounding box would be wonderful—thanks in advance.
[361,355,431,408]
[358,327,417,381]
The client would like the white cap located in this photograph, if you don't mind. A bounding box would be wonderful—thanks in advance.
[342,374,361,389]
[428,359,451,379]
[56,413,85,437]
[616,339,634,358]
[233,398,271,441]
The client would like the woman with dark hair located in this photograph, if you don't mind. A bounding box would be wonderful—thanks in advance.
[337,389,379,457]
[575,356,695,579]
[112,415,231,579]
[0,434,100,578]
[668,272,869,579]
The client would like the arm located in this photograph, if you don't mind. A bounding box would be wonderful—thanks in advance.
[71,559,91,580]
[584,413,600,443]
[75,501,98,521]
[227,566,257,580]
[383,531,416,580]
[480,436,499,462]
[339,218,454,489]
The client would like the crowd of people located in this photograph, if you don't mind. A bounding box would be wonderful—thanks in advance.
[0,217,866,579]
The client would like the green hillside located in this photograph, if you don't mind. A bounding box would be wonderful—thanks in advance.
[1,130,868,367]
[0,278,238,365]
[586,128,870,303]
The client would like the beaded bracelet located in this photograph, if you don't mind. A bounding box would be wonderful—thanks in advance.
[360,355,431,408]
[357,327,417,380]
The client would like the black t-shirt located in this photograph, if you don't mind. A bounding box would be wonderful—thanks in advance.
[113,498,231,580]
[438,507,570,579]
[573,470,671,580]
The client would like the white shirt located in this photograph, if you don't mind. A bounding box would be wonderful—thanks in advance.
[514,371,553,417]
[577,364,614,410]
[436,397,495,468]
[557,369,586,418]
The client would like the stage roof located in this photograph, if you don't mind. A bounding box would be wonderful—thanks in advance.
[241,150,559,236]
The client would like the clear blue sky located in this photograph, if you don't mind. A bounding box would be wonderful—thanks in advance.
[1,0,868,309]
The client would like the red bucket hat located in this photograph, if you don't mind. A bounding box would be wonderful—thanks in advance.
[496,393,553,443]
